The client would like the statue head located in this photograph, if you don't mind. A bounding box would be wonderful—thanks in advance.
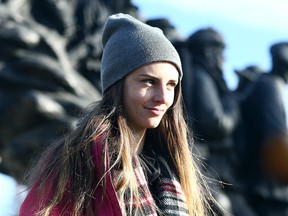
[187,27,225,72]
[235,65,264,81]
[187,27,225,52]
[235,65,264,92]
[270,42,288,82]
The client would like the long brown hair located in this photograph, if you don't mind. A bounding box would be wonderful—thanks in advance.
[26,77,213,216]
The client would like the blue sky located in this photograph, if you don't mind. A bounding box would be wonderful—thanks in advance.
[132,0,288,90]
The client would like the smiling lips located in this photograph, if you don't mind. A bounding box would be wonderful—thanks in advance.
[145,107,165,116]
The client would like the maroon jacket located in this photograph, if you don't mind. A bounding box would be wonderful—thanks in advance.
[19,140,122,216]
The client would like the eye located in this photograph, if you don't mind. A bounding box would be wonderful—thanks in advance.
[167,81,178,88]
[143,79,155,85]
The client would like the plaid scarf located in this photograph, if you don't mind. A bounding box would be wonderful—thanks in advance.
[151,155,190,215]
[119,151,190,215]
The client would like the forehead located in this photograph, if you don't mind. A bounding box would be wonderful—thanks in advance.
[129,62,180,79]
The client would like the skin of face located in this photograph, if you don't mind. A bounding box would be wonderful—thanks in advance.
[123,62,179,135]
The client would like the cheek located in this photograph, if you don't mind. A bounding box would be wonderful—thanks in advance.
[167,92,176,107]
[124,88,142,109]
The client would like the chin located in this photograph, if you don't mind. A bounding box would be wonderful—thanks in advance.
[148,125,159,129]
[143,118,162,129]
[146,123,161,129]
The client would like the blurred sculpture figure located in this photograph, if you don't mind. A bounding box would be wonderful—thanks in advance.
[234,65,264,97]
[0,1,102,183]
[183,27,256,216]
[233,65,264,177]
[239,42,288,216]
[0,0,141,186]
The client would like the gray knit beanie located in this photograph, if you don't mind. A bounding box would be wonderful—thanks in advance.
[100,13,182,93]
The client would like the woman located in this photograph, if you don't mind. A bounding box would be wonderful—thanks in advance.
[19,13,215,216]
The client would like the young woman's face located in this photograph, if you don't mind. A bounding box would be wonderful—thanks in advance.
[123,62,179,133]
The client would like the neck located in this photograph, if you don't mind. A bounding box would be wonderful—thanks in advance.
[133,129,146,154]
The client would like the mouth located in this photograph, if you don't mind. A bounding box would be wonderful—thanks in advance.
[145,107,165,116]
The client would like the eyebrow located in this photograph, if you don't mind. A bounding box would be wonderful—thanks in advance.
[137,74,178,83]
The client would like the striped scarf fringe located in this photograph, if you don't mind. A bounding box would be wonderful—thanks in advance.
[121,155,189,215]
